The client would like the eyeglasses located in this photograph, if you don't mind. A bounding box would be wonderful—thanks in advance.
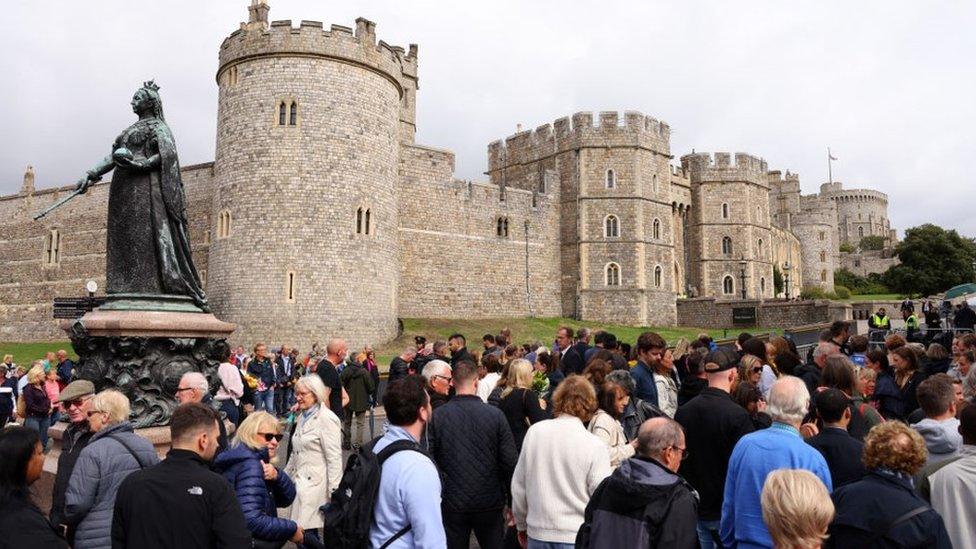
[64,396,92,409]
[86,410,106,418]
[175,387,195,394]
[258,432,284,442]
[751,366,763,373]
[433,375,453,383]
[669,445,689,460]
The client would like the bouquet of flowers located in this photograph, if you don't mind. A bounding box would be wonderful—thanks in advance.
[532,370,551,398]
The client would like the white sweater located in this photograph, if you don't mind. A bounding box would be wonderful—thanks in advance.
[587,409,636,468]
[512,415,612,544]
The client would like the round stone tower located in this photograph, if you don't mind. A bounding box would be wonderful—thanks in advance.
[682,152,774,299]
[208,1,418,349]
[793,196,838,293]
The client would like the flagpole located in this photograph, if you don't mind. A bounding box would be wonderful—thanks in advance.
[827,147,833,184]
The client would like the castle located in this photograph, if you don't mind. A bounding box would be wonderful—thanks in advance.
[0,2,898,350]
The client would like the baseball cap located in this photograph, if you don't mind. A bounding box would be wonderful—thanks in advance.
[703,348,738,373]
[57,380,96,402]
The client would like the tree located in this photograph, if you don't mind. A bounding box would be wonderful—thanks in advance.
[839,242,856,253]
[882,224,976,297]
[859,235,886,250]
[773,264,784,295]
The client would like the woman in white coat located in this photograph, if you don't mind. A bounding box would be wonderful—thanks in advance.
[284,375,343,548]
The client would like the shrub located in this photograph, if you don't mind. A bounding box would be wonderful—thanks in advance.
[839,242,856,253]
[834,285,852,299]
[800,286,839,300]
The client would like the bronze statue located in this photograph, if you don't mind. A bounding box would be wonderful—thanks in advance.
[74,81,209,311]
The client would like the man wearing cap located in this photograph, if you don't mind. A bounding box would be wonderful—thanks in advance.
[50,379,96,543]
[674,348,755,549]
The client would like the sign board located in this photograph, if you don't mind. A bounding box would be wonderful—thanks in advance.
[732,306,757,327]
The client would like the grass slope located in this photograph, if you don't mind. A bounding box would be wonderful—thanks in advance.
[0,341,74,366]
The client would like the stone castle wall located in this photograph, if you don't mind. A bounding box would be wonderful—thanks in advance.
[819,182,892,247]
[397,144,562,319]
[676,297,847,329]
[838,249,899,278]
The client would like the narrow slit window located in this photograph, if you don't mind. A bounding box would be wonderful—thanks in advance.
[289,102,298,126]
[278,102,287,126]
[356,208,363,234]
[365,209,371,235]
[286,271,296,302]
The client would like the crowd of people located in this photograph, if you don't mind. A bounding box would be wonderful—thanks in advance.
[2,320,976,548]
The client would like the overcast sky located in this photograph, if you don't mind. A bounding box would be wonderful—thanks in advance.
[2,0,974,236]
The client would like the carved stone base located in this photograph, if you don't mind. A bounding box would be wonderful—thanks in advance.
[62,308,236,428]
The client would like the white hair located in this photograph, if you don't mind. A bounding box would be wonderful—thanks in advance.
[422,359,451,381]
[295,374,330,406]
[181,371,209,394]
[766,376,810,425]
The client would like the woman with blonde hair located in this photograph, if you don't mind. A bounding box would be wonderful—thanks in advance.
[761,469,834,549]
[496,358,549,452]
[21,363,52,451]
[214,410,302,547]
[283,376,342,547]
[65,390,158,549]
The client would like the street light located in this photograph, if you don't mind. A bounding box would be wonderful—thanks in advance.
[783,262,792,300]
[739,259,748,299]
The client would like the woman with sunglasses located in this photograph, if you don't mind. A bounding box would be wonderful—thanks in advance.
[283,376,342,548]
[64,390,158,549]
[214,411,302,548]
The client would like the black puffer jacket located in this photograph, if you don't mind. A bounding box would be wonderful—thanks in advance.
[577,456,699,549]
[428,394,518,512]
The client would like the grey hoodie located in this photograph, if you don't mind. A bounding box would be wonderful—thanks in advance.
[913,417,962,465]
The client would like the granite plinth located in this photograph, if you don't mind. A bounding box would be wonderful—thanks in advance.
[60,309,235,339]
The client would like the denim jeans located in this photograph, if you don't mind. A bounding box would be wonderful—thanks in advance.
[219,399,240,426]
[25,415,51,449]
[527,539,574,549]
[275,386,294,416]
[256,389,275,413]
[696,519,722,549]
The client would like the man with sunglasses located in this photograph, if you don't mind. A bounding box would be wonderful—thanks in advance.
[50,379,96,543]
[577,417,699,548]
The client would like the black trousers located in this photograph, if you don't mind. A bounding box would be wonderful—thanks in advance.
[443,509,505,549]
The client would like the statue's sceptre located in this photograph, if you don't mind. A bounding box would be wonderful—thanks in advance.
[32,149,132,220]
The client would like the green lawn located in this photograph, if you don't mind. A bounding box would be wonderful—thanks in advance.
[0,341,75,367]
[846,294,902,302]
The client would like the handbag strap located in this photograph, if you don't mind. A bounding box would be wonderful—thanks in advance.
[869,506,930,543]
[106,434,151,469]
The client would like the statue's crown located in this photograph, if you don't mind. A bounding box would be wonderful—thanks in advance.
[142,80,160,92]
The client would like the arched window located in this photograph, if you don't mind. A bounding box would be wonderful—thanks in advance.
[45,229,61,265]
[278,102,287,126]
[722,203,729,219]
[289,102,298,126]
[356,207,364,234]
[760,277,766,295]
[217,210,231,239]
[858,226,864,238]
[757,238,763,257]
[605,169,615,189]
[723,275,734,295]
[819,250,826,262]
[654,265,662,288]
[364,209,371,235]
[496,217,509,238]
[821,270,827,282]
[652,218,661,240]
[606,263,621,286]
[605,215,619,238]
[722,236,733,255]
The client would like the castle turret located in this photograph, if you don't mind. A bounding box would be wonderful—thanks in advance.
[208,2,418,348]
[21,166,35,195]
[682,152,774,299]
[792,196,838,293]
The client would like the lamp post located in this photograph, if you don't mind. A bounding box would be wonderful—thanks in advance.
[783,262,792,300]
[739,259,748,300]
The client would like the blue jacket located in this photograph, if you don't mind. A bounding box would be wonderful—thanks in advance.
[248,358,276,389]
[721,423,832,549]
[630,361,659,407]
[58,359,75,384]
[213,444,297,542]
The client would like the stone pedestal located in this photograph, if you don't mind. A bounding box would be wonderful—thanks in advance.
[60,303,236,428]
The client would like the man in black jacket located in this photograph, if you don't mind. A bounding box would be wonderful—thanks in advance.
[112,403,252,549]
[674,349,754,549]
[806,389,866,487]
[556,326,587,376]
[50,380,95,543]
[577,417,698,549]
[428,360,518,549]
[448,333,473,368]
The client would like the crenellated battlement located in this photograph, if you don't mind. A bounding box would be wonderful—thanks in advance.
[218,16,418,95]
[794,195,838,226]
[488,110,672,172]
[818,183,888,205]
[679,152,769,186]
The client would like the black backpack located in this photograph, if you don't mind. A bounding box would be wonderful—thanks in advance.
[321,436,429,549]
